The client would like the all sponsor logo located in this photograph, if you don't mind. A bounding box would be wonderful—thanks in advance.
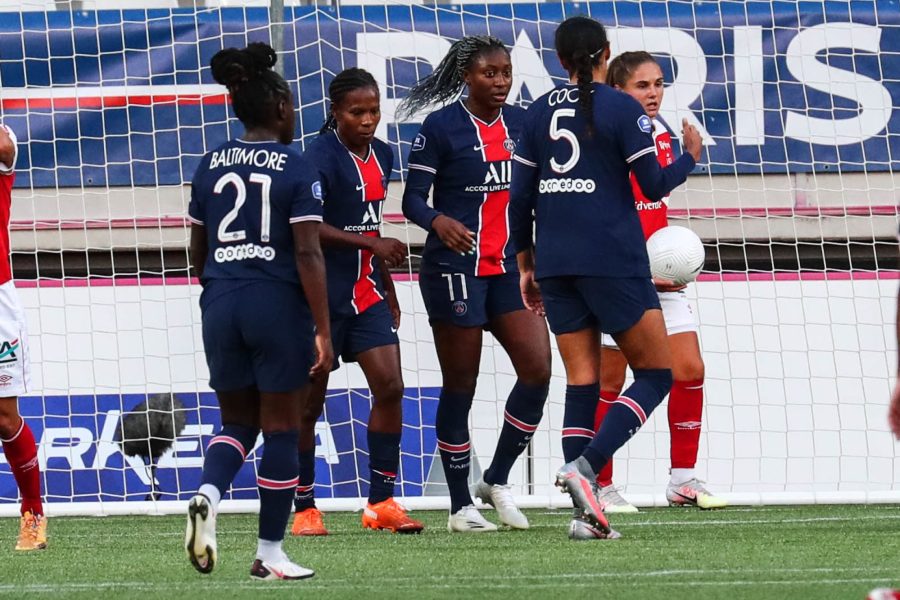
[214,244,276,263]
[538,178,597,194]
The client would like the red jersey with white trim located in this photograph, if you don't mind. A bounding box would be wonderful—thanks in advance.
[0,125,17,286]
[631,118,675,240]
[304,131,392,317]
[406,101,522,277]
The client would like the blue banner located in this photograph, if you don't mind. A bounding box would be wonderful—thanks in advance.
[0,389,439,503]
[1,2,898,187]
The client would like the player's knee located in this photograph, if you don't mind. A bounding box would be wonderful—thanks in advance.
[633,368,673,401]
[442,375,477,398]
[299,400,326,428]
[0,412,20,440]
[674,357,704,383]
[519,359,551,389]
[372,376,404,408]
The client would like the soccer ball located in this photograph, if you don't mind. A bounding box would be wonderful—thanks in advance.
[646,226,705,286]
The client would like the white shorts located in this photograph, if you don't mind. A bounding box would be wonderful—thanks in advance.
[601,290,697,348]
[0,281,31,397]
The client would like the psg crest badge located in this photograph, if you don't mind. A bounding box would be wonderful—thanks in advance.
[452,300,468,316]
[503,138,516,153]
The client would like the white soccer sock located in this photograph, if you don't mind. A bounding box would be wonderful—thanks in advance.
[256,538,283,563]
[198,484,221,511]
[669,468,695,486]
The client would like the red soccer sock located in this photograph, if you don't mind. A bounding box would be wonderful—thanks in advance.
[668,379,704,469]
[1,418,43,516]
[593,391,618,486]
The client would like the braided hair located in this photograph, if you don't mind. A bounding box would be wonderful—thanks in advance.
[554,17,609,136]
[210,42,291,129]
[606,51,658,89]
[320,68,380,135]
[398,35,509,119]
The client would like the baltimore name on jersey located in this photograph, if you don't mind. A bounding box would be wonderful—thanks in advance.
[304,131,392,317]
[188,139,323,290]
[404,101,524,277]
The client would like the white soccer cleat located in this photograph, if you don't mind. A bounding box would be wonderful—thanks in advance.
[596,484,639,514]
[185,494,217,574]
[666,478,728,510]
[447,504,499,533]
[250,552,315,581]
[472,477,529,529]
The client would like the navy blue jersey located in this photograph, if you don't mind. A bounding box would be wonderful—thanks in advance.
[188,139,323,291]
[510,83,695,280]
[403,101,523,276]
[304,131,393,318]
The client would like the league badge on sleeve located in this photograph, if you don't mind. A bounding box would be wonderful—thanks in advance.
[312,181,323,202]
[411,133,426,152]
[637,115,652,133]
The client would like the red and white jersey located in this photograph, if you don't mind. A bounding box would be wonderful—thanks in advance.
[0,125,16,286]
[629,117,675,240]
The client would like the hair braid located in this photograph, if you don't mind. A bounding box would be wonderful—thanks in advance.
[554,17,609,136]
[319,67,380,134]
[210,42,291,130]
[398,35,508,119]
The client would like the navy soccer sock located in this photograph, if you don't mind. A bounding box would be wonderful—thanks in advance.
[435,390,474,514]
[484,381,548,485]
[293,448,316,512]
[198,424,258,509]
[561,384,599,463]
[367,430,401,504]
[582,368,673,473]
[257,430,300,542]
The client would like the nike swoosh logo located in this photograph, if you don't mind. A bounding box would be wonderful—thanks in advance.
[473,144,487,152]
[356,183,367,191]
[449,455,467,462]
[390,327,398,333]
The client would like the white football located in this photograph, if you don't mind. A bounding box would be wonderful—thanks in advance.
[646,226,705,285]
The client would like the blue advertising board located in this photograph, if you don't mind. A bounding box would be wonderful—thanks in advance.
[0,2,898,187]
[0,388,440,503]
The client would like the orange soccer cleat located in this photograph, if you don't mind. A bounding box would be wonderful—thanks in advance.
[290,507,328,537]
[361,498,424,534]
[15,511,47,551]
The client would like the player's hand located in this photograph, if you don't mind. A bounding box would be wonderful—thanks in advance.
[371,237,407,268]
[385,287,401,330]
[520,269,545,317]
[309,333,334,381]
[653,277,687,293]
[889,377,900,439]
[682,118,702,162]
[432,215,476,255]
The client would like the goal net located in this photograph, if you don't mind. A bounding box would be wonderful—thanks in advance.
[0,0,897,516]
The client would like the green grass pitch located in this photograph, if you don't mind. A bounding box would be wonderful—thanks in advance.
[1,505,898,598]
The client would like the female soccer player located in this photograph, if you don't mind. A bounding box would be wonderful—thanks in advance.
[509,17,702,539]
[400,35,552,533]
[592,52,725,513]
[0,123,46,551]
[185,43,332,580]
[290,68,423,536]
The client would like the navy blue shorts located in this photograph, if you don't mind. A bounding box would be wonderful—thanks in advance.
[331,300,399,371]
[539,276,660,336]
[201,281,315,393]
[419,269,525,328]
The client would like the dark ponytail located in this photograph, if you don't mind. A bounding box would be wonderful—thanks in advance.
[210,42,291,129]
[554,17,609,136]
[606,51,658,89]
[320,67,380,134]
[398,35,508,119]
